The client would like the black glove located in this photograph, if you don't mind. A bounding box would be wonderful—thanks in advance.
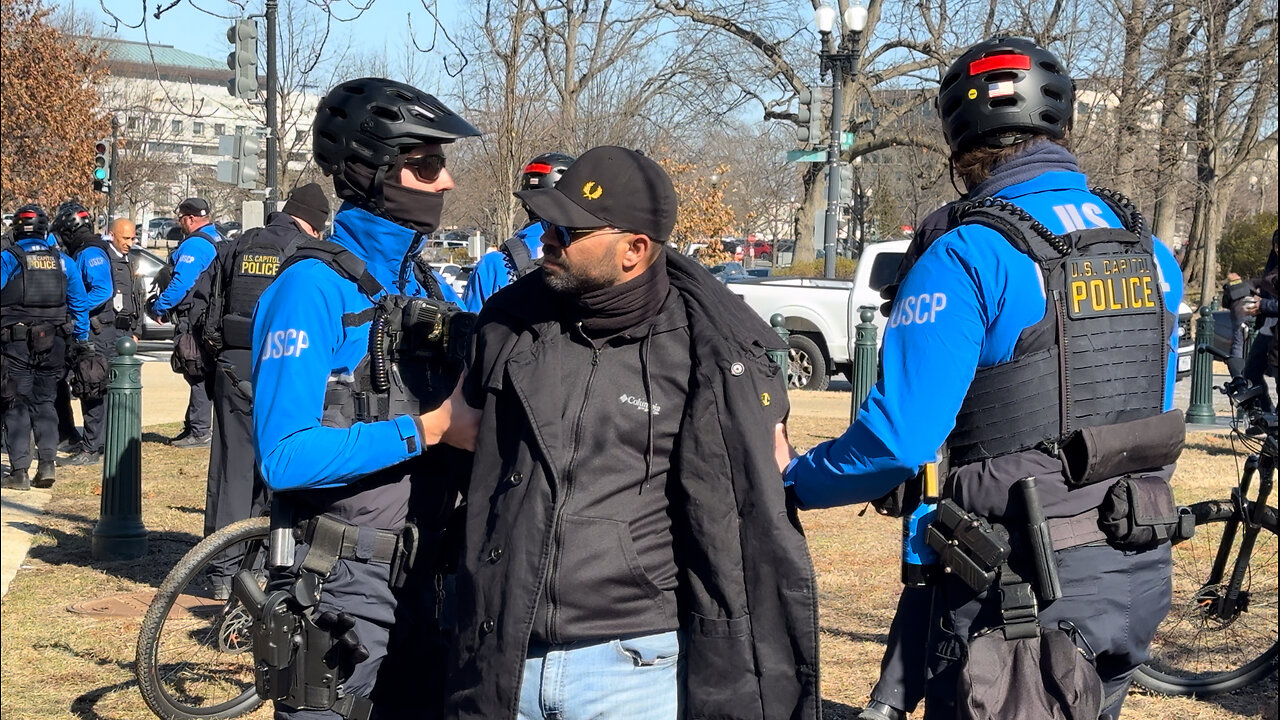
[71,340,97,362]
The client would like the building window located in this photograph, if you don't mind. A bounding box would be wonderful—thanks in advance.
[127,116,140,130]
[149,118,161,132]
[171,120,183,134]
[235,125,247,136]
[214,123,226,135]
[295,129,307,144]
[193,121,204,136]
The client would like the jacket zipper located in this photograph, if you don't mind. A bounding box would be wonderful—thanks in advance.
[545,322,602,643]
[1054,289,1072,436]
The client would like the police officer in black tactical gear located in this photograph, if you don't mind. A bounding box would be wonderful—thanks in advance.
[249,77,477,719]
[197,182,329,599]
[54,205,142,466]
[1,205,92,490]
[784,37,1185,719]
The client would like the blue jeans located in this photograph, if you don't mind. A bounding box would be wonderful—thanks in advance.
[519,630,683,720]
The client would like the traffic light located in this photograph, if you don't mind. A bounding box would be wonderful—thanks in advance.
[216,131,262,189]
[796,87,825,147]
[227,19,259,99]
[236,133,261,188]
[92,138,112,193]
[839,163,854,205]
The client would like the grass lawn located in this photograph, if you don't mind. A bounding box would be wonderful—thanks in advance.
[0,420,1275,719]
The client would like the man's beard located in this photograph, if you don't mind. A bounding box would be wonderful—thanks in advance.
[542,250,619,295]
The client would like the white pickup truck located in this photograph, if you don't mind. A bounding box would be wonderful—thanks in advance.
[728,240,909,391]
[729,239,1194,391]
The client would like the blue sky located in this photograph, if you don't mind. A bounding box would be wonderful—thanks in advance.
[67,0,462,69]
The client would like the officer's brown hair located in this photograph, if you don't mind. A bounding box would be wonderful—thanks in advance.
[951,133,1072,190]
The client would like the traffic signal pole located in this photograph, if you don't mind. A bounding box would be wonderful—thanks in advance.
[107,115,119,224]
[265,0,279,216]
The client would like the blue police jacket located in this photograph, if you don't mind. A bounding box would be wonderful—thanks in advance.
[252,202,458,492]
[460,222,544,312]
[77,244,115,313]
[1,235,92,341]
[785,170,1184,509]
[152,225,220,318]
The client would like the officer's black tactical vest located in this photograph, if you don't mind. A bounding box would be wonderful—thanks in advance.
[947,192,1170,466]
[77,239,139,323]
[501,231,537,282]
[220,228,303,349]
[277,241,454,429]
[1,245,68,327]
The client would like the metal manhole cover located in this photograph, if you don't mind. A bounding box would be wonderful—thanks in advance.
[67,591,221,618]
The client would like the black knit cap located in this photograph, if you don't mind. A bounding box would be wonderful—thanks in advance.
[282,182,330,230]
[515,146,677,242]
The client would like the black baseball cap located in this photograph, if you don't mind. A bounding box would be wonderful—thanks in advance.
[515,146,676,242]
[176,198,210,217]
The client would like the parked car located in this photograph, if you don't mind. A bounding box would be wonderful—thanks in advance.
[129,246,174,341]
[146,217,176,247]
[707,261,748,283]
[743,239,773,261]
[745,267,772,278]
[216,221,244,239]
[729,240,908,390]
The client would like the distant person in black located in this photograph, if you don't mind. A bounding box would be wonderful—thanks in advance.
[198,183,329,599]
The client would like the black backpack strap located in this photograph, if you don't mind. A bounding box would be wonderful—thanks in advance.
[501,234,535,280]
[954,197,1072,262]
[280,240,386,300]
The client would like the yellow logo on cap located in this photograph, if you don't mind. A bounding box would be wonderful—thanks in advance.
[582,181,603,200]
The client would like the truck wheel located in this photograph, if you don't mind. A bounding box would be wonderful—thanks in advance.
[787,334,829,391]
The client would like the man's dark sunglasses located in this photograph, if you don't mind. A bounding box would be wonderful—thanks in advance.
[404,153,447,182]
[540,220,611,247]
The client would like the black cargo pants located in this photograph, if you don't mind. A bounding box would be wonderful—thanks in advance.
[923,542,1172,720]
[2,332,67,469]
[79,321,124,453]
[205,348,269,580]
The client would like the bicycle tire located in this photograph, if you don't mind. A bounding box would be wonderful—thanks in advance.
[136,516,270,720]
[1134,499,1279,696]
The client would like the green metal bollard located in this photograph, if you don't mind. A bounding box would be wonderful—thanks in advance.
[850,306,878,422]
[768,313,790,381]
[92,336,148,560]
[1185,306,1218,425]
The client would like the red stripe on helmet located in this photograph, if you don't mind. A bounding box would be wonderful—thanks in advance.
[18,211,37,220]
[969,54,1031,75]
[523,163,554,175]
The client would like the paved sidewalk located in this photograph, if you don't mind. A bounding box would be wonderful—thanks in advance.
[1,363,195,599]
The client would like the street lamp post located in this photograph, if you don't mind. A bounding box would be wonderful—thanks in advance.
[815,2,867,279]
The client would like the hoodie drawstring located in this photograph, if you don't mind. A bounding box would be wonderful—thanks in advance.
[640,324,655,494]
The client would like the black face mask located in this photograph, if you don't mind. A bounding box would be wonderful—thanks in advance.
[339,161,445,235]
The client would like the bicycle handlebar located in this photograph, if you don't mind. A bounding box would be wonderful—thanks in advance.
[1197,344,1277,437]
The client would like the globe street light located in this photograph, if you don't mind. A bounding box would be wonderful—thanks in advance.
[815,2,868,278]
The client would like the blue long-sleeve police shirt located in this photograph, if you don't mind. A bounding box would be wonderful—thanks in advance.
[252,203,457,492]
[77,244,115,314]
[1,236,92,340]
[785,171,1184,509]
[460,222,543,312]
[153,226,219,318]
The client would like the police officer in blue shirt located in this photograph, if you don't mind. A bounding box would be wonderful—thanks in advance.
[150,197,221,447]
[460,151,574,311]
[1,204,92,490]
[52,206,142,466]
[782,37,1182,719]
[251,77,478,719]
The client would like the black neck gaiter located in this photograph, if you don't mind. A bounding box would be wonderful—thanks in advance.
[339,161,445,235]
[573,250,669,336]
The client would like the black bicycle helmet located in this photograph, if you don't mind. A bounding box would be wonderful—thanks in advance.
[937,36,1075,154]
[12,204,50,240]
[51,200,93,238]
[520,152,576,191]
[313,77,480,178]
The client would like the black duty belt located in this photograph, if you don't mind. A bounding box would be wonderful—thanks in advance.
[296,514,401,577]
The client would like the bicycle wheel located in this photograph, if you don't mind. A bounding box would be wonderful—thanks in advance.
[136,517,270,720]
[1135,499,1279,696]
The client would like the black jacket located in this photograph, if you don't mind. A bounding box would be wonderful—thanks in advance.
[451,249,821,720]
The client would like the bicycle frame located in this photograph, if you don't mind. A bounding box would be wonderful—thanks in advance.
[1205,437,1276,621]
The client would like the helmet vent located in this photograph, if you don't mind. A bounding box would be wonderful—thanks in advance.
[1040,111,1061,124]
[983,70,1019,83]
[318,130,337,144]
[386,88,415,102]
[328,106,348,119]
[371,105,402,122]
[1039,60,1061,73]
[341,84,366,95]
[990,97,1018,108]
[1043,87,1064,101]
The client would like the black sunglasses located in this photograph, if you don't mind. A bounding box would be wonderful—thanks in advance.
[539,220,616,247]
[403,153,447,182]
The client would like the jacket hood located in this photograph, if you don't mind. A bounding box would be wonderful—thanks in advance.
[328,202,425,293]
